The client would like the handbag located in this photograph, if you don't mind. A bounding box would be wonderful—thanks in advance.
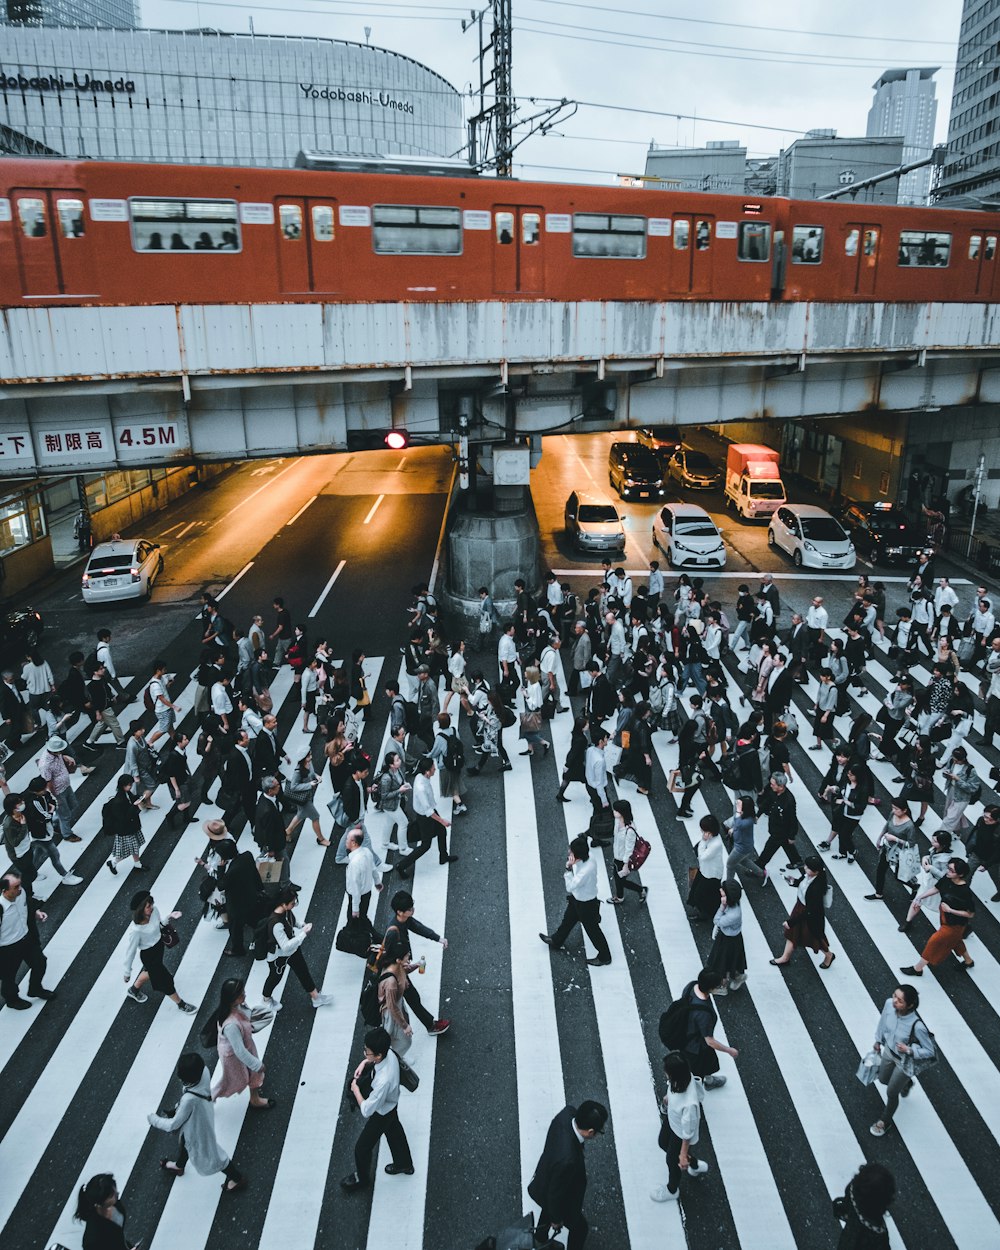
[395,1051,420,1093]
[896,843,921,884]
[355,686,371,709]
[327,792,348,827]
[256,690,273,714]
[336,917,377,958]
[159,922,180,949]
[519,709,542,737]
[479,613,492,636]
[257,858,281,884]
[604,741,623,770]
[856,1051,879,1086]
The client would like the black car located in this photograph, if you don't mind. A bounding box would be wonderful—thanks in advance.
[840,502,924,566]
[0,606,44,669]
[635,424,683,458]
[608,442,666,501]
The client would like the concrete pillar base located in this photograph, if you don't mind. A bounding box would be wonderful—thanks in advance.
[442,497,540,620]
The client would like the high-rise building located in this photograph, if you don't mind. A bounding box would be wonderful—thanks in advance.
[937,0,1000,204]
[866,68,938,205]
[2,0,136,28]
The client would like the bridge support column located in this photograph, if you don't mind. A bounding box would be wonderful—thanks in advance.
[441,489,540,620]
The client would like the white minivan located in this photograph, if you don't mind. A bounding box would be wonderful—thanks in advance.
[652,503,726,569]
[768,504,855,569]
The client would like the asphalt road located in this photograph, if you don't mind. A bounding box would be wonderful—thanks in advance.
[1,439,998,1250]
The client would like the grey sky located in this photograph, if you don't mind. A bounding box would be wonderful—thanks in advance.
[140,0,962,181]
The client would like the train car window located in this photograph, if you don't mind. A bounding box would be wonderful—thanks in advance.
[736,222,770,262]
[845,229,859,257]
[129,197,241,252]
[372,205,462,254]
[572,212,646,259]
[897,230,951,267]
[695,220,710,250]
[970,233,982,259]
[792,225,823,263]
[18,198,47,238]
[496,211,514,244]
[311,205,334,242]
[279,205,303,240]
[57,198,85,238]
[864,229,879,257]
[988,235,997,260]
[673,220,689,250]
[523,213,540,245]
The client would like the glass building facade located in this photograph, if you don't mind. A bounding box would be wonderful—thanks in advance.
[3,0,137,28]
[0,26,465,166]
[937,0,1000,203]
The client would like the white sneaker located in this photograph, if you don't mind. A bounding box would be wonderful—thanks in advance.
[688,1160,710,1178]
[61,873,83,886]
[312,992,334,1008]
[262,997,283,1013]
[713,984,728,997]
[650,1184,678,1203]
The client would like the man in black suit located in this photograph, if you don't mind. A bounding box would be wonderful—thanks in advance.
[785,612,809,684]
[764,651,795,720]
[341,753,371,831]
[254,714,288,779]
[583,661,615,726]
[528,1100,608,1250]
[218,840,266,957]
[254,775,287,860]
[221,729,258,830]
[757,572,780,621]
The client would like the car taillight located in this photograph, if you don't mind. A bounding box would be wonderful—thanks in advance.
[81,574,89,586]
[130,566,140,582]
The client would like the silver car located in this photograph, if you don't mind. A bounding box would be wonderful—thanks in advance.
[82,538,164,604]
[565,490,626,554]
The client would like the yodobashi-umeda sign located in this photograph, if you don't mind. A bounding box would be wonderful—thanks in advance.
[0,70,136,93]
[299,84,414,113]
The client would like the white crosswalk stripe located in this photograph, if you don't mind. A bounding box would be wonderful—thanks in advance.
[1,641,997,1250]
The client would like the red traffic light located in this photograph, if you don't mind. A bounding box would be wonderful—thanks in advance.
[384,430,409,450]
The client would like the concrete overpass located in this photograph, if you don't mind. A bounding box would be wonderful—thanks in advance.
[2,298,1000,477]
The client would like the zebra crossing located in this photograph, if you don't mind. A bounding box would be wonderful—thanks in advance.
[0,634,997,1250]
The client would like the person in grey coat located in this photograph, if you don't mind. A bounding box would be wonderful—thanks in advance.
[939,746,979,833]
[868,985,935,1138]
[147,1053,247,1192]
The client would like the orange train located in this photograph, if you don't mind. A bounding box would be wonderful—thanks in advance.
[2,156,998,308]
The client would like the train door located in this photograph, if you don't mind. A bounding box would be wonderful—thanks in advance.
[274,196,340,295]
[968,231,998,297]
[10,188,89,297]
[844,223,880,297]
[493,206,544,295]
[668,214,714,295]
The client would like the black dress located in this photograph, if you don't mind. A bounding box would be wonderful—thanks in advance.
[562,727,587,783]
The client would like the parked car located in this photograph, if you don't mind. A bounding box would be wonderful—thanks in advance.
[564,491,626,555]
[0,606,44,669]
[768,504,855,569]
[665,446,722,491]
[839,501,924,566]
[652,502,726,569]
[636,424,683,458]
[81,538,164,604]
[608,442,665,501]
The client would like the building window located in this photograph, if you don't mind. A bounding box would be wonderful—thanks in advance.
[311,205,334,242]
[897,230,951,267]
[18,198,46,238]
[572,213,646,259]
[129,198,241,252]
[792,225,823,263]
[372,205,462,254]
[879,470,890,495]
[736,221,770,261]
[57,198,85,238]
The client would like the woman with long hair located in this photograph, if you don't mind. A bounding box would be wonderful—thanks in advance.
[468,686,512,773]
[519,665,549,759]
[556,713,589,803]
[686,815,726,921]
[706,880,746,994]
[769,855,836,969]
[75,1173,133,1250]
[725,794,765,885]
[377,946,413,1058]
[122,890,196,1012]
[867,800,919,902]
[650,1050,708,1203]
[818,764,870,864]
[607,799,648,906]
[283,747,329,846]
[203,977,275,1109]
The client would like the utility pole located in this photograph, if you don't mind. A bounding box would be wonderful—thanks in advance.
[464,0,514,176]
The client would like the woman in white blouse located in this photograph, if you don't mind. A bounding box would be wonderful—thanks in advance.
[519,666,549,759]
[123,890,196,1013]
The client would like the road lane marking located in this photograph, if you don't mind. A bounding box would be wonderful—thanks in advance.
[210,458,301,529]
[215,561,254,601]
[159,522,184,535]
[395,455,407,470]
[175,521,197,538]
[363,493,385,525]
[308,559,346,617]
[286,494,317,527]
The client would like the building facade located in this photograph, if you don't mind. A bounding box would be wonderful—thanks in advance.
[0,26,465,166]
[866,68,938,205]
[937,0,1000,204]
[2,0,136,27]
[643,140,747,193]
[776,131,904,203]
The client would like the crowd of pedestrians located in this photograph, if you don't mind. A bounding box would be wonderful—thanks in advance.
[5,546,998,1248]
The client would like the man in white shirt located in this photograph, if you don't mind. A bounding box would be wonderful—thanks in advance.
[806,596,828,655]
[345,829,382,922]
[342,1026,414,1191]
[539,635,567,713]
[211,674,233,733]
[95,628,125,702]
[613,567,633,610]
[971,597,996,662]
[540,836,612,966]
[605,612,627,691]
[648,560,665,604]
[497,624,519,701]
[934,577,959,616]
[0,870,52,1009]
[395,758,456,876]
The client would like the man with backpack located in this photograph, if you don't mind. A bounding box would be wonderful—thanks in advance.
[659,969,738,1091]
[720,728,762,804]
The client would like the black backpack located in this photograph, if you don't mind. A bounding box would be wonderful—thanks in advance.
[100,797,117,837]
[360,969,396,1027]
[251,914,275,962]
[720,751,743,790]
[394,696,420,736]
[443,733,465,773]
[659,983,695,1050]
[84,650,100,678]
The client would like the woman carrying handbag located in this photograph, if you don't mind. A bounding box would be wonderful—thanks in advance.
[519,667,549,759]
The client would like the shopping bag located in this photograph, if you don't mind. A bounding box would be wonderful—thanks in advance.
[856,1051,879,1086]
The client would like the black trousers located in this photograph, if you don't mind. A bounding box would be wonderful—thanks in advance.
[551,896,611,962]
[262,948,316,998]
[396,813,447,872]
[537,1208,588,1250]
[663,1123,700,1194]
[0,934,47,1003]
[758,834,800,868]
[612,858,642,900]
[355,1106,413,1178]
[403,979,436,1030]
[875,848,893,895]
[226,906,252,956]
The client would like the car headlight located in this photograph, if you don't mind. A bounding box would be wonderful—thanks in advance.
[803,541,816,551]
[624,478,635,487]
[674,541,689,552]
[654,479,663,488]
